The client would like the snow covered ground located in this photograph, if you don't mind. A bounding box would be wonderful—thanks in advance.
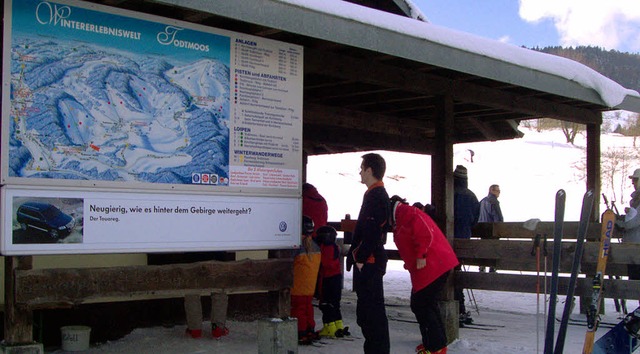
[47,126,640,353]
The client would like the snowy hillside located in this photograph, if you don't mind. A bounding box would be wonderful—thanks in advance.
[307,126,640,223]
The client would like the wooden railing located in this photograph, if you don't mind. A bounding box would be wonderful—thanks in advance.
[336,219,640,302]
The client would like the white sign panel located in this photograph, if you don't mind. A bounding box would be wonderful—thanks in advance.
[1,1,304,254]
[2,0,303,194]
[2,186,301,255]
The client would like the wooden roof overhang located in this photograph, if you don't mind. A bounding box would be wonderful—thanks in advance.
[85,0,640,156]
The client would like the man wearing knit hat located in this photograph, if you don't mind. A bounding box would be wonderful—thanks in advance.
[452,165,479,325]
[453,165,479,239]
[629,168,640,209]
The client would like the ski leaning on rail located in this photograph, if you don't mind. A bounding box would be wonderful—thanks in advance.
[544,189,566,354]
[582,208,615,354]
[554,189,595,354]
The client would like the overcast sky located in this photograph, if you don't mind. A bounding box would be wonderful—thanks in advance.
[413,0,640,53]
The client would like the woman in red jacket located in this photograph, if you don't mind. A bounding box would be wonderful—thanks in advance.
[390,195,459,354]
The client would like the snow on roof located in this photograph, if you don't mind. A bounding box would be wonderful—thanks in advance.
[395,0,429,22]
[283,0,639,109]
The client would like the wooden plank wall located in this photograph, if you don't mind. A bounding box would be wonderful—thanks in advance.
[456,222,640,300]
[338,219,640,301]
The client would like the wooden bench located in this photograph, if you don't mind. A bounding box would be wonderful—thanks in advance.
[4,257,292,345]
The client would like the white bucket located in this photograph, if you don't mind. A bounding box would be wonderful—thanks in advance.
[61,325,91,351]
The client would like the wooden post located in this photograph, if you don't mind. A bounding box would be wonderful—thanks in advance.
[432,94,458,342]
[267,250,293,318]
[4,256,35,344]
[257,317,297,354]
[268,288,291,318]
[432,94,455,238]
[586,121,601,222]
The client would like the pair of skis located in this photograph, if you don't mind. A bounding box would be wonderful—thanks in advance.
[544,189,595,354]
[582,207,615,353]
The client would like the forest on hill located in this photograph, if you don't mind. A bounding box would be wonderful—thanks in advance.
[533,46,640,92]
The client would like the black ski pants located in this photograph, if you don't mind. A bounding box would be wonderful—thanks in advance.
[354,263,390,354]
[411,272,449,352]
[319,274,343,324]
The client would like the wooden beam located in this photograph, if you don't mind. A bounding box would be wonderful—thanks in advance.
[304,102,434,137]
[454,239,640,271]
[15,259,293,308]
[456,272,639,299]
[303,124,434,154]
[467,117,500,141]
[305,49,602,125]
[472,221,601,240]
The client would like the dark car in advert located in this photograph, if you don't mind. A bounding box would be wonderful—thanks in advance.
[16,201,76,239]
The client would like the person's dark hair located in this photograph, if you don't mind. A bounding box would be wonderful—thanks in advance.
[302,215,314,235]
[412,202,424,210]
[361,153,386,180]
[390,195,407,205]
[316,225,338,245]
[423,204,437,219]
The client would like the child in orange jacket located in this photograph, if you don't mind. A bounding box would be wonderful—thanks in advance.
[291,216,321,345]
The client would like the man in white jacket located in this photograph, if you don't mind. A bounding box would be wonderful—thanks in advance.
[617,169,640,243]
[616,168,640,289]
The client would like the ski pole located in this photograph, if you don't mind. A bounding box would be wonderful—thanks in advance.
[462,263,480,316]
[602,193,610,209]
[467,287,480,316]
[531,234,542,353]
[543,234,548,340]
[462,264,480,315]
[611,200,620,216]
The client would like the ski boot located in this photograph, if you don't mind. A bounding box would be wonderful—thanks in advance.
[298,331,314,346]
[185,328,202,338]
[211,323,229,339]
[318,322,337,338]
[459,311,473,326]
[416,344,447,354]
[334,320,351,337]
[305,327,321,342]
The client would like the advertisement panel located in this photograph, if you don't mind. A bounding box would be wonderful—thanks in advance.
[1,0,304,254]
[2,187,300,255]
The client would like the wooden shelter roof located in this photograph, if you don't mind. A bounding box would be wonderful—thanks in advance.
[87,0,640,155]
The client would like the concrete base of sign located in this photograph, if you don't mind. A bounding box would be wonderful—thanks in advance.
[257,317,297,354]
[0,342,43,354]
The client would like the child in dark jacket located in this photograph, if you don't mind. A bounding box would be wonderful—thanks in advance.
[315,225,350,338]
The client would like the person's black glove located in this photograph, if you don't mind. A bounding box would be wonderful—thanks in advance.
[346,253,354,272]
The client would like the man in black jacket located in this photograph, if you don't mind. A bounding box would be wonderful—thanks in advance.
[347,153,390,354]
[453,164,480,325]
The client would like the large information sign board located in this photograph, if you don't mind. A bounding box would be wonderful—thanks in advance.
[0,0,303,255]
